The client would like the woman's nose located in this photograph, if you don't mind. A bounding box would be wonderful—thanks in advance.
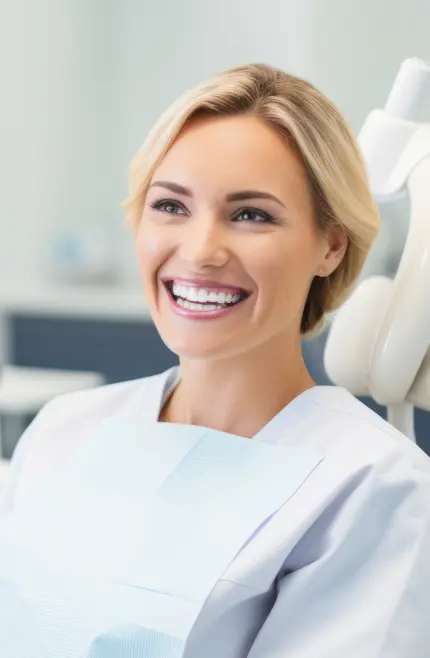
[178,215,230,269]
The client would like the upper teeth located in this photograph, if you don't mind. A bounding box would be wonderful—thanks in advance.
[172,283,241,305]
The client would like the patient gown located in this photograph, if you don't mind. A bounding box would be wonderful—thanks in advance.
[1,366,430,657]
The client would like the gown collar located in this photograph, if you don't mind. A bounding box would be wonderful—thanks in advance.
[141,366,350,445]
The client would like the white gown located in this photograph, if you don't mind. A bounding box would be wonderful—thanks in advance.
[1,366,430,657]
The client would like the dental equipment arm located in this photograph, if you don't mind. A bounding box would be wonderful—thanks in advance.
[324,58,430,441]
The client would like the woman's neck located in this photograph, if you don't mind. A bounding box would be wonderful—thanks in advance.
[161,334,315,438]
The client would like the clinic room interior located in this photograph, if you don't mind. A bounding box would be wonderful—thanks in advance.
[2,2,430,656]
[1,1,430,474]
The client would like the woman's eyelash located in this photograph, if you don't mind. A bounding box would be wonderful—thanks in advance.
[149,199,187,214]
[149,199,286,225]
[232,207,274,223]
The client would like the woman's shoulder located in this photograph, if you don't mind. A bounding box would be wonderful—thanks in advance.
[300,385,430,478]
[36,365,180,428]
[40,371,159,422]
[0,368,176,513]
[35,364,179,424]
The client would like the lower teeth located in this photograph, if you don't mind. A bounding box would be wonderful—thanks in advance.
[175,297,233,311]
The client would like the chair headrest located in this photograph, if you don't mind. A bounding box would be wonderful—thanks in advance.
[324,152,430,411]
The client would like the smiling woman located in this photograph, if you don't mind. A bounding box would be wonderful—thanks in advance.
[124,65,379,341]
[135,112,334,367]
[1,63,430,658]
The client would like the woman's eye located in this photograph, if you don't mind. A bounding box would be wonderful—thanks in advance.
[150,200,187,215]
[232,208,273,223]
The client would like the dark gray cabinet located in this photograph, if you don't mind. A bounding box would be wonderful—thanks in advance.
[11,315,178,384]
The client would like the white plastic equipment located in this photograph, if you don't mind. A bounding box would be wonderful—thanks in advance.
[324,57,430,442]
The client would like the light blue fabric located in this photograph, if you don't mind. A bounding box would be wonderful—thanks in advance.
[0,416,321,657]
[87,625,184,658]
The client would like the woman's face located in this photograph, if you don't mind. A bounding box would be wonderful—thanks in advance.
[137,114,345,359]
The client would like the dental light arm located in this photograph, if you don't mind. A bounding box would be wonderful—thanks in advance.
[324,58,430,441]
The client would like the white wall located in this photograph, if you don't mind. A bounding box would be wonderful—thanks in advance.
[308,0,430,131]
[0,0,119,284]
[1,0,429,288]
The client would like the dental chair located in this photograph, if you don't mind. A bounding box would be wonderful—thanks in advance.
[325,58,430,443]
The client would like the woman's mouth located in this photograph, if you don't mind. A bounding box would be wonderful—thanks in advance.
[163,279,249,319]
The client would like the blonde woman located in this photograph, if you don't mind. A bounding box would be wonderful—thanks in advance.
[1,64,430,657]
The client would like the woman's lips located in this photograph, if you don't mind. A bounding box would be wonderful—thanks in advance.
[162,278,249,320]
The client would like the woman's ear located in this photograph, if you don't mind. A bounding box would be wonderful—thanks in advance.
[319,226,348,276]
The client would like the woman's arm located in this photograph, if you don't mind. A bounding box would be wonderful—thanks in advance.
[248,458,430,657]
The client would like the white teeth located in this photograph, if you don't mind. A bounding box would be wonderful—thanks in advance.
[175,298,224,312]
[188,288,198,302]
[171,282,244,306]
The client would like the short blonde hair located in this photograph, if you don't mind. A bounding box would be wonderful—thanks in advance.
[123,63,380,336]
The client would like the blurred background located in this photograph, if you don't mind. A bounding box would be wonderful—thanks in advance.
[0,0,429,475]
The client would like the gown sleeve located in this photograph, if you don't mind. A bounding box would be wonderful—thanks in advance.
[248,454,430,658]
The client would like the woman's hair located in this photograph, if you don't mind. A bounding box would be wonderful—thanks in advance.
[123,63,380,336]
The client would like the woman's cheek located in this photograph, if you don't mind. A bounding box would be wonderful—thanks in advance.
[137,225,163,266]
[149,236,164,263]
[244,236,289,279]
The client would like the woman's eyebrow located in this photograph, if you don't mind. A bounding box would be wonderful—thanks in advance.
[149,181,192,196]
[149,181,286,210]
[226,190,286,209]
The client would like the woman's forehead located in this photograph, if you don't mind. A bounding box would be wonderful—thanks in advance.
[152,114,311,203]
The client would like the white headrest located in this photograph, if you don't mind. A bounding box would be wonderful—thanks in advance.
[324,277,392,398]
[324,151,430,411]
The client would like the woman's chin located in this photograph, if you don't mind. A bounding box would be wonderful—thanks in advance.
[162,336,241,361]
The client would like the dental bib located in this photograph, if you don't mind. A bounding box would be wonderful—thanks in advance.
[0,415,320,657]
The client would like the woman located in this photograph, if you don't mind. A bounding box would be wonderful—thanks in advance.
[1,63,430,657]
